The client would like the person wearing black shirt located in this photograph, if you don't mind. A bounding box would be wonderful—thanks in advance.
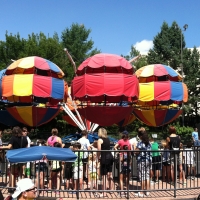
[166,126,181,184]
[97,128,114,198]
[1,126,28,190]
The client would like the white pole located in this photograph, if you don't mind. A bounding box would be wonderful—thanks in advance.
[68,92,86,130]
[61,103,84,131]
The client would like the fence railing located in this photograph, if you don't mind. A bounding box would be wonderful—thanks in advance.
[1,148,200,199]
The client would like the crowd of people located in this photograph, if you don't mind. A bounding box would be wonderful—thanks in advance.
[0,125,199,199]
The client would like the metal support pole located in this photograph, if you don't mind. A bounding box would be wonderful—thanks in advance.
[180,24,188,127]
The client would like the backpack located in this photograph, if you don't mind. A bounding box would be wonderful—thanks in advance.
[172,140,179,150]
[52,160,60,170]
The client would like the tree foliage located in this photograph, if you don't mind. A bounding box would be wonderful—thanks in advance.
[61,23,100,82]
[0,24,101,135]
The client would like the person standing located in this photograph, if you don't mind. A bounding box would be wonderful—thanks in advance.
[72,142,83,194]
[47,128,63,189]
[51,142,62,195]
[114,131,132,151]
[135,130,152,197]
[77,130,91,181]
[47,128,63,147]
[35,140,48,195]
[183,141,196,179]
[22,127,31,178]
[166,126,181,184]
[150,137,161,184]
[97,128,114,198]
[1,126,28,191]
[192,128,199,146]
[129,127,145,150]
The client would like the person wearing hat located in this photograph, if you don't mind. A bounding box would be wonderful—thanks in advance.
[12,178,37,200]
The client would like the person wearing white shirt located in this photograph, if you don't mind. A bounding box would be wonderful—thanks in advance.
[77,130,91,181]
[22,127,31,178]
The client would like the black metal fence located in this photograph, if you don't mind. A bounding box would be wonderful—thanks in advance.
[1,148,200,199]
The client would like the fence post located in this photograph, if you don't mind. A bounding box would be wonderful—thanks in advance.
[174,153,177,198]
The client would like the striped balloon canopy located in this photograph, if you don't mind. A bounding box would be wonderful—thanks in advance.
[6,106,60,127]
[6,56,64,78]
[2,74,65,104]
[133,108,182,127]
[134,64,188,127]
[136,64,182,82]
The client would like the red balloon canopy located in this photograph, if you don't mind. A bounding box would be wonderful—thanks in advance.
[77,106,133,126]
[72,73,139,102]
[76,53,134,75]
[71,53,139,126]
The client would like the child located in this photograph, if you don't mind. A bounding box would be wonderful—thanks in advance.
[162,142,171,182]
[183,142,196,179]
[72,142,83,194]
[35,140,48,194]
[87,153,99,190]
[119,145,131,197]
[51,142,62,195]
[179,143,186,185]
[64,162,73,191]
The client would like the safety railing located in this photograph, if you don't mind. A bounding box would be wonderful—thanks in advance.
[1,148,200,199]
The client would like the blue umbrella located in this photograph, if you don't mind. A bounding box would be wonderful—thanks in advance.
[6,146,77,163]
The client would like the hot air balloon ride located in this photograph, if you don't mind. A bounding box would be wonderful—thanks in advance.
[133,64,188,127]
[62,87,99,132]
[0,56,66,127]
[71,53,139,126]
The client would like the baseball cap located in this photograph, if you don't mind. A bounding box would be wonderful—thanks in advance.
[122,130,129,135]
[12,178,35,198]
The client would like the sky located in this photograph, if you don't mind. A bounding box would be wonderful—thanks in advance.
[0,0,200,56]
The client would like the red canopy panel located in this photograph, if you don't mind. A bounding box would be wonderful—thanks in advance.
[76,53,134,75]
[71,73,139,103]
[77,106,133,126]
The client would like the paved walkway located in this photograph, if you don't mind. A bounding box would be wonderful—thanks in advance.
[2,186,200,200]
[2,178,200,199]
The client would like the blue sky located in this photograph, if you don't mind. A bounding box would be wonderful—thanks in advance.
[0,0,199,56]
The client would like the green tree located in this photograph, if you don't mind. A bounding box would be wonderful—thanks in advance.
[183,47,200,126]
[147,21,184,70]
[61,23,100,82]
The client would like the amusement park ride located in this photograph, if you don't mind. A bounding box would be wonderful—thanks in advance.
[0,50,188,131]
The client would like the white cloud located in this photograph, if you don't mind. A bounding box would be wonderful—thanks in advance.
[133,40,153,55]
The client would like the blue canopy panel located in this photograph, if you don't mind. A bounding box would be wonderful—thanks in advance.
[6,146,77,163]
[170,81,183,101]
[164,65,180,77]
[51,78,65,99]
